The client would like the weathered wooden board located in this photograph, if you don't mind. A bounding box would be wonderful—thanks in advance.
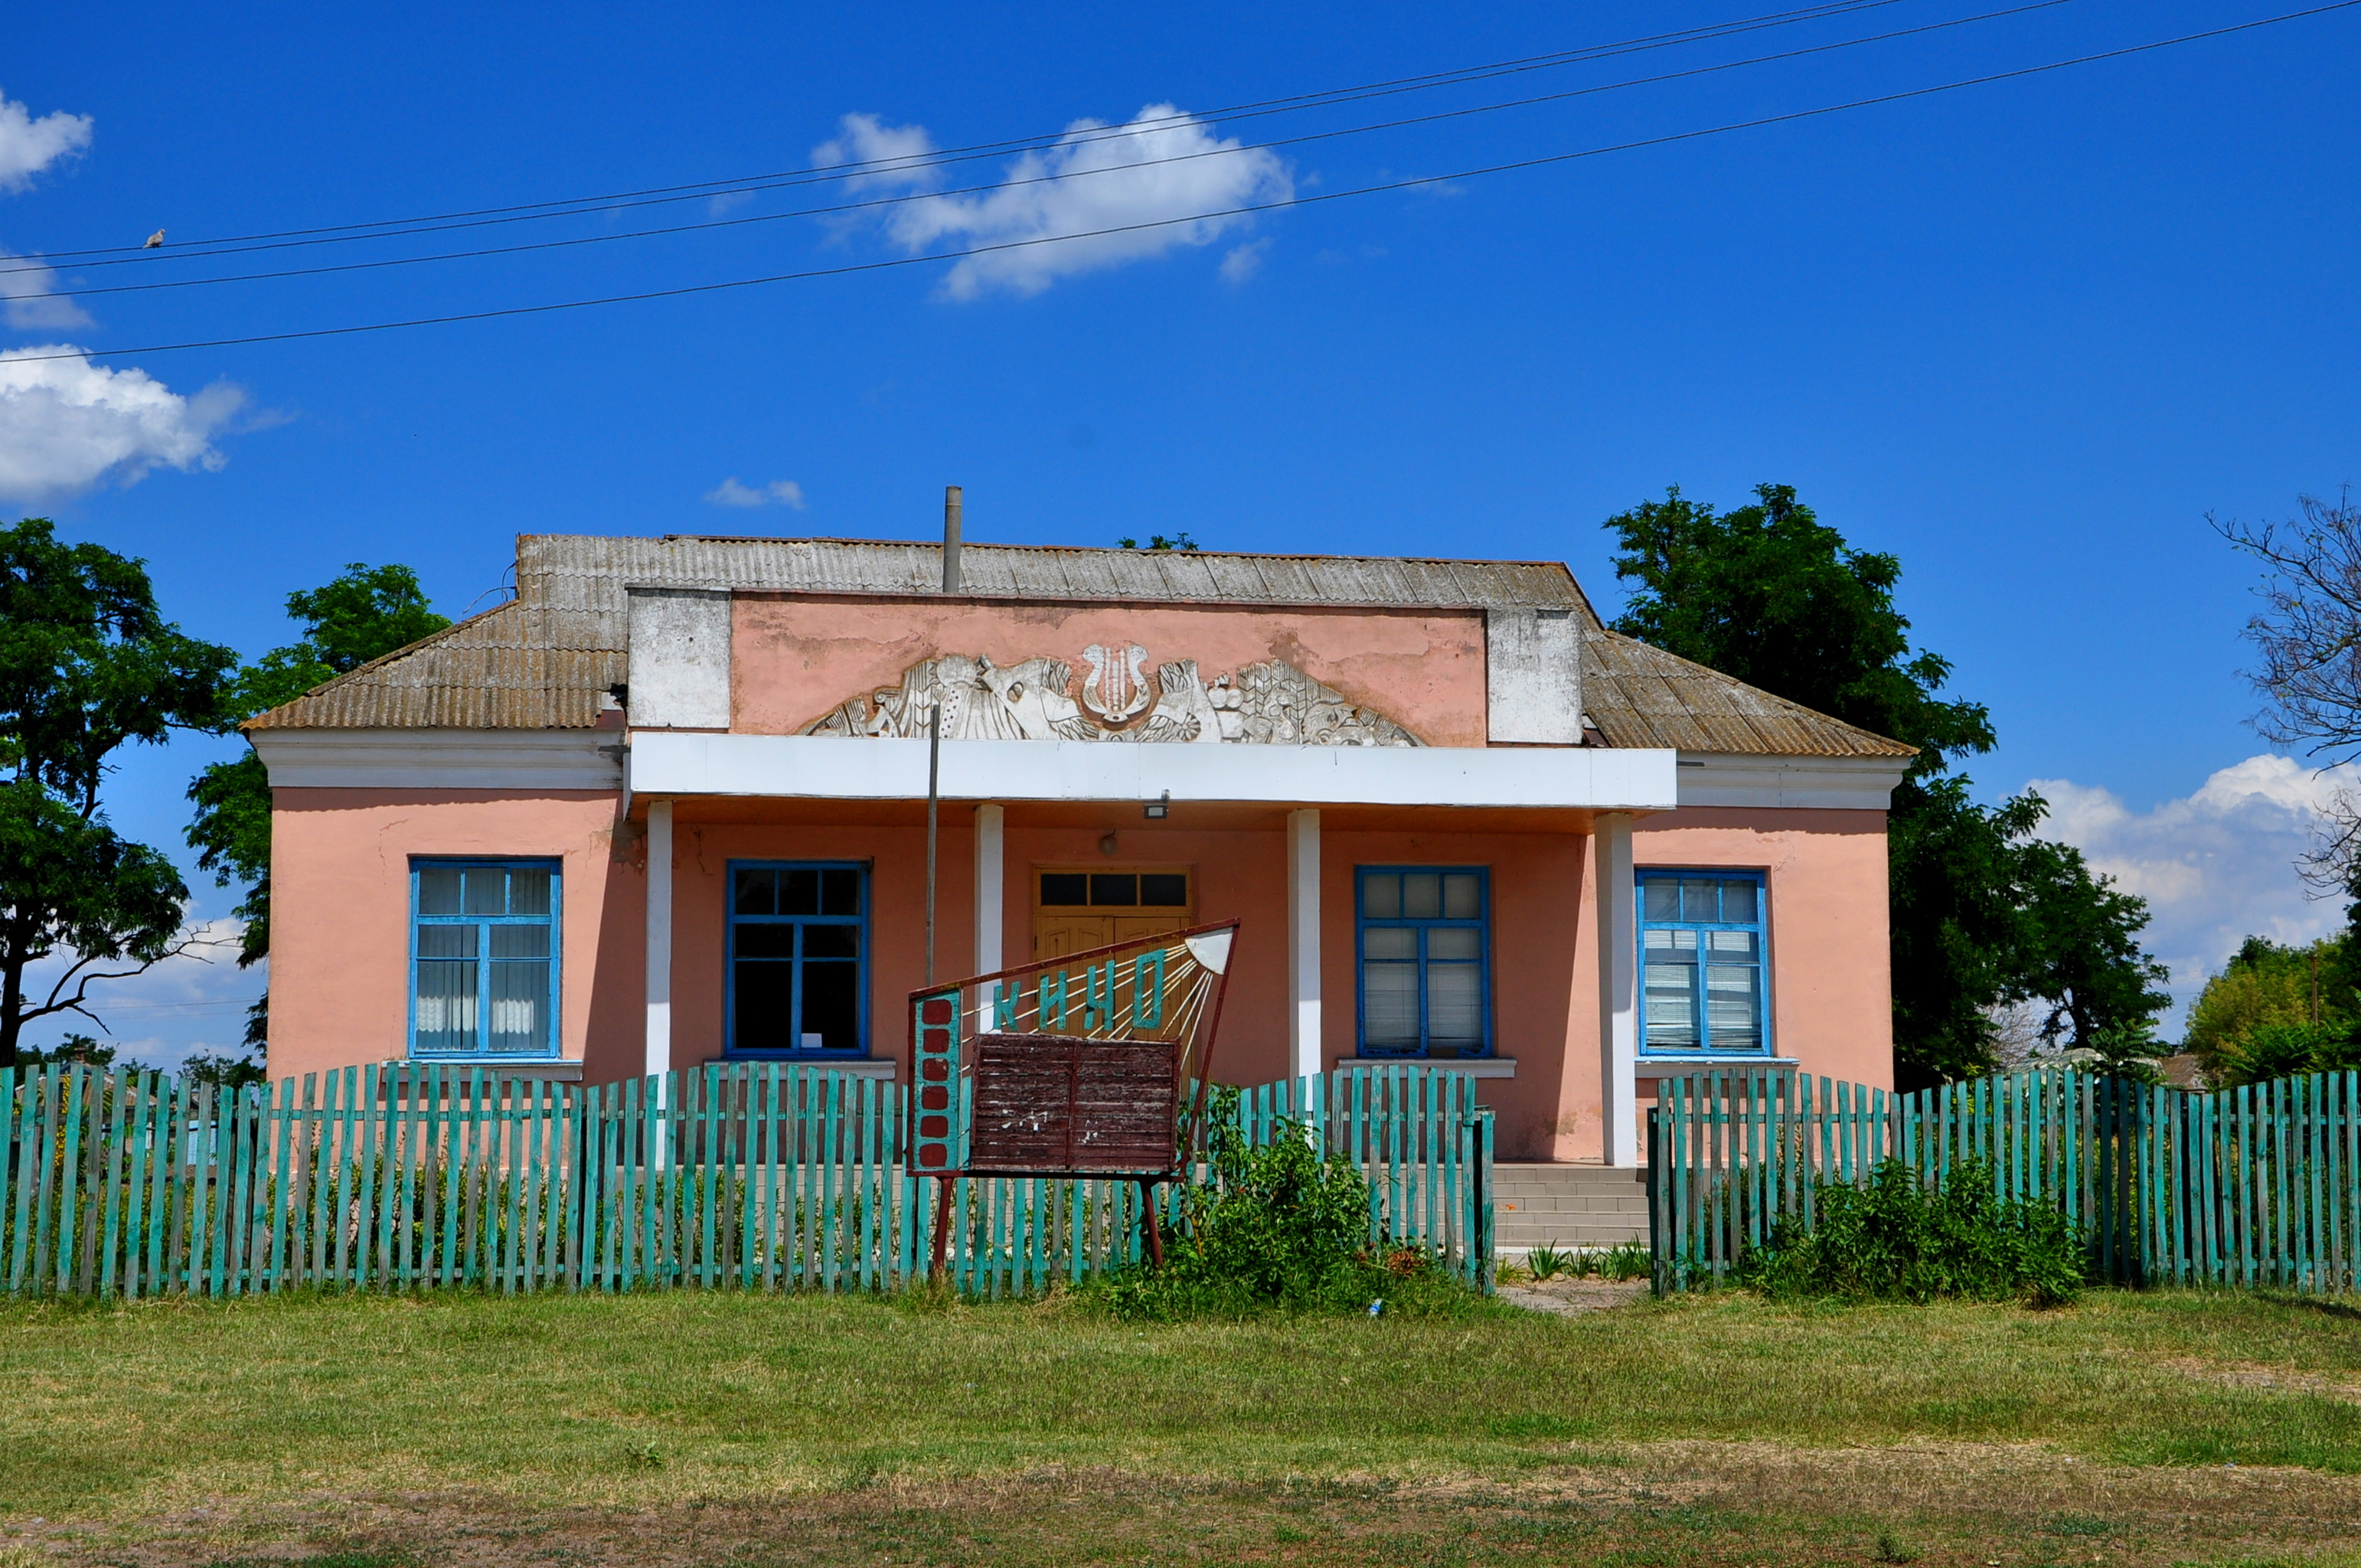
[967,1034,1178,1175]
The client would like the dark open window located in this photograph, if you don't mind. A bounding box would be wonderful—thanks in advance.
[1037,870,1190,908]
[728,862,867,1055]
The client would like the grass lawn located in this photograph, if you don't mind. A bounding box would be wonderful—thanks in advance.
[8,1286,2361,1566]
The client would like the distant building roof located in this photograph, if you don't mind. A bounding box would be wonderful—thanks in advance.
[247,533,1916,760]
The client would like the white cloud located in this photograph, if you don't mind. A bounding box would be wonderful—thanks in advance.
[2027,754,2359,1025]
[0,345,244,499]
[0,91,92,193]
[1,250,91,328]
[704,476,805,509]
[831,104,1293,299]
[813,113,940,192]
[1219,237,1270,285]
[18,918,260,1073]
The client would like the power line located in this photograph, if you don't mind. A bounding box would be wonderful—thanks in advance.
[7,0,1917,269]
[3,0,2080,304]
[6,0,2350,367]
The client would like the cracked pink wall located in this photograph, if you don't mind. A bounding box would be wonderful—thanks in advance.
[261,795,1893,1152]
[731,596,1489,746]
[265,791,644,1084]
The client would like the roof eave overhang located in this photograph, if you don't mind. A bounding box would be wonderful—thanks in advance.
[1674,750,1912,812]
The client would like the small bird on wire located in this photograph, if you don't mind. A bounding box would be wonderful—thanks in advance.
[143,230,165,248]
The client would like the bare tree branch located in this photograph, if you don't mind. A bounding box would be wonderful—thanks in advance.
[16,924,237,1035]
[2218,489,2361,760]
[2217,489,2361,896]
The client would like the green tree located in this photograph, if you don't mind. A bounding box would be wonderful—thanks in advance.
[1604,485,2170,1087]
[2183,935,2360,1086]
[2011,835,2173,1058]
[1885,779,2043,1081]
[186,564,449,1048]
[1,518,237,1065]
[1605,485,1994,764]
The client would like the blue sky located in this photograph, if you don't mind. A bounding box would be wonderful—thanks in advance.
[5,0,2359,1060]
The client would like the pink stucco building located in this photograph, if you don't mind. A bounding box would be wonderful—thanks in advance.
[247,528,1913,1165]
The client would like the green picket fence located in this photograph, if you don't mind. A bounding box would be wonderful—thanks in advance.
[0,1060,1492,1300]
[1650,1066,2359,1295]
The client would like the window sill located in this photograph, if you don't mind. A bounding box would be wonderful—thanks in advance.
[1341,1057,1515,1080]
[399,1059,581,1082]
[1638,1055,1798,1071]
[722,1056,897,1080]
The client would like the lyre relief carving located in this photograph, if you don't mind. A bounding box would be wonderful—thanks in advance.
[1079,643,1154,727]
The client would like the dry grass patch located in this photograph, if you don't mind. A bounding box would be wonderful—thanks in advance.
[19,1447,2361,1567]
[8,1286,2361,1560]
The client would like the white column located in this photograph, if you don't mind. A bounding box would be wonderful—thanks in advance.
[644,799,673,1080]
[1595,812,1640,1167]
[1287,808,1322,1081]
[973,803,1004,978]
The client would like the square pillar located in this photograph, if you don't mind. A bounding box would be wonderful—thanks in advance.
[973,802,1004,978]
[645,799,673,1080]
[1287,807,1321,1081]
[1595,812,1639,1166]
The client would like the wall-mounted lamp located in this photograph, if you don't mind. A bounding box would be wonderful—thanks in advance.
[1143,791,1171,821]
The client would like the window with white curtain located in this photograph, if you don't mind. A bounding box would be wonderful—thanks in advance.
[410,861,560,1058]
[1638,870,1768,1057]
[1355,867,1491,1059]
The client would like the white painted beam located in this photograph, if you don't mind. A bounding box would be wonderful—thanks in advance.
[973,803,1004,978]
[1288,808,1321,1081]
[645,799,674,1080]
[1595,812,1639,1167]
[629,732,1679,811]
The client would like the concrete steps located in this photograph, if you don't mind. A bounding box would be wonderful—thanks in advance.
[1492,1162,1649,1250]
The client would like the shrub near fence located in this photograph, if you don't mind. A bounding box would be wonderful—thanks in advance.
[0,1060,1492,1300]
[1651,1066,2361,1295]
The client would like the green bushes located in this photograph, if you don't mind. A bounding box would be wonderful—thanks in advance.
[1741,1158,2083,1307]
[1083,1116,1477,1320]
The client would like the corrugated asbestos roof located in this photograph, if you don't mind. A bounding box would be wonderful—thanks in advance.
[1582,632,1915,758]
[247,533,1913,759]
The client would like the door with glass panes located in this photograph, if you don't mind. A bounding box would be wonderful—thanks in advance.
[1031,866,1193,960]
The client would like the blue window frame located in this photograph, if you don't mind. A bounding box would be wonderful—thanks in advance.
[409,860,561,1058]
[1355,867,1491,1059]
[727,861,869,1056]
[1638,870,1769,1057]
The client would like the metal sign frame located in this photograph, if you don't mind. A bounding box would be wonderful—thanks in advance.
[909,919,1241,1274]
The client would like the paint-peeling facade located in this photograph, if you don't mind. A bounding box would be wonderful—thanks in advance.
[248,532,1914,1165]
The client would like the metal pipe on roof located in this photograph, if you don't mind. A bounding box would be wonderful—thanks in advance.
[942,485,962,593]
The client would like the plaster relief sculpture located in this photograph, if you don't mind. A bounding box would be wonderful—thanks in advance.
[1079,643,1155,727]
[804,646,1421,746]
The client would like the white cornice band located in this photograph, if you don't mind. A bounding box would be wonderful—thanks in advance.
[629,732,1681,810]
[251,730,624,790]
[1674,752,1910,811]
[249,728,1902,813]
